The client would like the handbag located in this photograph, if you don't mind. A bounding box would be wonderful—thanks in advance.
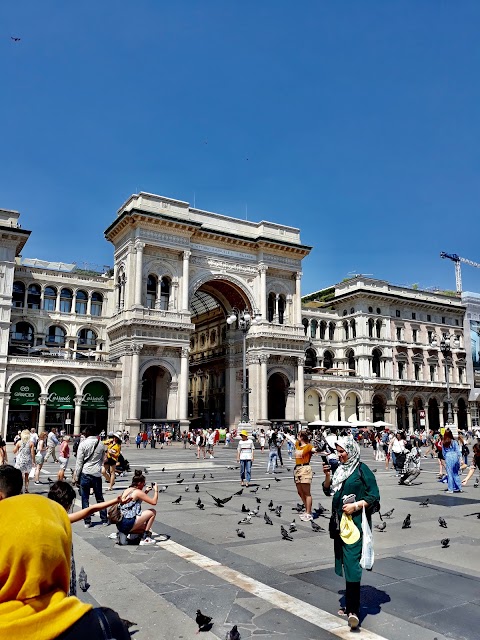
[360,506,374,570]
[35,453,43,465]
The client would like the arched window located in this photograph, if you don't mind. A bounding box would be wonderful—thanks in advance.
[324,350,334,370]
[46,325,66,346]
[12,281,25,308]
[117,272,126,309]
[77,328,97,349]
[350,307,355,314]
[27,284,41,309]
[376,319,382,339]
[350,319,356,339]
[343,310,348,316]
[278,295,286,324]
[328,322,335,341]
[310,319,318,339]
[319,321,327,340]
[347,349,355,376]
[368,318,374,338]
[368,306,373,313]
[10,322,34,344]
[75,290,88,315]
[305,348,317,370]
[210,330,216,344]
[146,275,157,309]
[302,318,309,336]
[372,349,381,377]
[91,292,103,316]
[43,286,57,311]
[267,293,275,322]
[160,277,170,310]
[343,321,349,340]
[60,288,73,313]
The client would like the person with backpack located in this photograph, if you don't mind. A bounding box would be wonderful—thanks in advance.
[322,436,380,630]
[196,431,206,459]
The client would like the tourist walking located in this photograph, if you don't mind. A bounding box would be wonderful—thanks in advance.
[462,443,480,486]
[57,435,71,482]
[13,430,35,493]
[206,428,215,458]
[236,429,254,486]
[259,429,266,453]
[286,430,318,521]
[390,432,407,476]
[44,427,60,462]
[135,433,141,448]
[322,436,380,630]
[33,431,47,484]
[266,431,279,473]
[102,434,121,491]
[196,431,206,459]
[74,426,108,528]
[442,428,462,493]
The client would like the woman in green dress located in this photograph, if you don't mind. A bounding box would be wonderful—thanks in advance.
[322,436,380,629]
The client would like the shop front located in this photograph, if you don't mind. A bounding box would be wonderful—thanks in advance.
[46,380,75,434]
[7,378,41,439]
[81,381,109,431]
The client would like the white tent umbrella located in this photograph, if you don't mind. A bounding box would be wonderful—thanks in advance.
[349,420,376,427]
[307,420,329,427]
[373,420,394,428]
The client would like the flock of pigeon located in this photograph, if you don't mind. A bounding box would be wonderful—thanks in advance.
[373,501,452,548]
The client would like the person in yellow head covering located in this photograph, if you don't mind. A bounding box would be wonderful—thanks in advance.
[0,494,131,640]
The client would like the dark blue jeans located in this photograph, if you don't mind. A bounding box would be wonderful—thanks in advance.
[240,460,252,483]
[79,473,107,524]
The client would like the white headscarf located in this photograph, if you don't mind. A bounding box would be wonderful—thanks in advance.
[331,436,361,494]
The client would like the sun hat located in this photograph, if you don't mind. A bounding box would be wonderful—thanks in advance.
[240,430,249,437]
[339,513,360,545]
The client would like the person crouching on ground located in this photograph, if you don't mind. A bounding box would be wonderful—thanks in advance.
[322,436,380,630]
[117,471,158,545]
[398,441,421,486]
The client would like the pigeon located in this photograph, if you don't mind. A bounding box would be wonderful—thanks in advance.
[274,506,282,517]
[234,488,244,496]
[419,498,429,507]
[185,487,190,492]
[238,515,252,525]
[441,538,450,548]
[381,508,395,519]
[192,473,196,479]
[195,484,200,493]
[176,478,184,484]
[311,520,325,533]
[78,567,89,592]
[289,522,297,533]
[210,474,214,479]
[438,517,448,529]
[402,514,411,529]
[248,507,260,517]
[118,616,137,629]
[47,477,54,484]
[236,529,245,538]
[264,512,273,525]
[143,468,149,475]
[274,477,281,482]
[172,496,182,504]
[250,486,259,493]
[280,525,293,541]
[255,497,261,504]
[158,485,168,492]
[375,521,387,532]
[314,503,329,515]
[268,499,274,509]
[177,473,182,479]
[11,37,21,42]
[196,609,213,633]
[197,502,205,510]
[241,504,249,513]
[226,624,241,640]
[262,484,271,491]
[475,480,479,489]
[196,497,202,506]
[372,469,377,473]
[286,467,291,472]
[203,474,206,480]
[207,492,232,507]
[161,467,165,472]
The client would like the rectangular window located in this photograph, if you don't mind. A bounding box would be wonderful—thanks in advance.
[412,329,417,342]
[412,312,416,320]
[396,327,402,340]
[455,319,459,326]
[396,310,401,318]
[427,330,433,343]
[59,300,71,313]
[442,317,446,324]
[43,298,55,311]
[398,362,404,379]
[414,364,420,381]
[459,368,464,383]
[427,314,431,322]
[75,300,87,315]
[430,365,435,382]
[91,302,102,316]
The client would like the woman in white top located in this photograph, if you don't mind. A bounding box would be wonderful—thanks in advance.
[34,431,48,485]
[390,432,407,476]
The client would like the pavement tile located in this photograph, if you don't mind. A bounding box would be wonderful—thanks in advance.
[253,607,337,640]
[416,602,480,640]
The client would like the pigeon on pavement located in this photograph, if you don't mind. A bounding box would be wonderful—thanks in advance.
[419,498,429,507]
[274,477,281,482]
[234,488,244,496]
[176,478,184,484]
[255,497,261,504]
[381,508,395,519]
[241,504,249,513]
[78,567,89,592]
[250,487,259,494]
[238,515,252,525]
[268,499,274,509]
[262,484,271,491]
[375,521,387,532]
[438,517,448,528]
[281,525,293,541]
[172,496,182,504]
[236,529,245,538]
[197,502,205,510]
[226,624,241,640]
[207,492,233,507]
[311,520,325,533]
[196,609,213,632]
[158,485,168,492]
[289,521,297,533]
[195,484,200,492]
[441,538,450,548]
[264,512,273,525]
[402,514,411,529]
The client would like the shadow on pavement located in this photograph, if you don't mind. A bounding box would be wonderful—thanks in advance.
[338,585,391,624]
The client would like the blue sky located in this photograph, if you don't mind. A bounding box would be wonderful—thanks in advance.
[2,1,480,295]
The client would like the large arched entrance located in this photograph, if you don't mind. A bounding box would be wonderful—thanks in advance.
[268,373,288,420]
[304,388,321,423]
[428,398,440,432]
[325,391,340,422]
[141,366,171,420]
[396,396,408,431]
[372,394,386,422]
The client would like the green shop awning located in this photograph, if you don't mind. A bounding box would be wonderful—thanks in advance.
[47,380,75,409]
[10,378,41,407]
[81,381,109,409]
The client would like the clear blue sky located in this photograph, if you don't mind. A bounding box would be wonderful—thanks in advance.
[2,1,480,295]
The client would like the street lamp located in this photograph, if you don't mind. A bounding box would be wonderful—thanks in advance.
[226,308,252,425]
[430,333,460,426]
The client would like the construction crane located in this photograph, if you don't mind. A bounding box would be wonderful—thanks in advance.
[440,252,480,294]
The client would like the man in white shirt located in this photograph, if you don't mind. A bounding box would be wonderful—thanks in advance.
[206,429,216,459]
[29,428,38,447]
[236,430,254,486]
[44,428,59,463]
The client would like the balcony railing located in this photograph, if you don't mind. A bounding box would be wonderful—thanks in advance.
[7,355,119,369]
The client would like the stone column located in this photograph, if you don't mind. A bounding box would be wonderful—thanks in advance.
[295,272,303,325]
[260,354,268,421]
[129,344,142,421]
[182,250,190,310]
[340,402,346,422]
[407,404,414,434]
[134,241,145,306]
[87,294,92,316]
[107,399,115,432]
[40,288,45,311]
[273,294,279,323]
[56,289,61,312]
[179,346,189,421]
[38,394,48,433]
[259,264,268,320]
[74,395,83,435]
[296,356,305,421]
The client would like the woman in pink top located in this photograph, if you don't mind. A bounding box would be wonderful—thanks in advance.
[57,436,71,482]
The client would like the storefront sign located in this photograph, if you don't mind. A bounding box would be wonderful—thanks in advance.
[47,381,75,409]
[10,379,40,406]
[81,382,109,409]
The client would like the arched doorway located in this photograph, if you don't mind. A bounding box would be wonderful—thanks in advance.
[325,391,340,422]
[428,398,440,432]
[141,366,171,420]
[268,373,288,420]
[304,389,321,423]
[396,396,408,432]
[372,394,386,422]
[345,392,359,422]
[8,377,41,435]
[46,380,76,433]
[81,381,110,432]
[372,349,381,377]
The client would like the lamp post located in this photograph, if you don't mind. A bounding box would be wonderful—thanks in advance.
[226,308,252,425]
[430,333,459,429]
